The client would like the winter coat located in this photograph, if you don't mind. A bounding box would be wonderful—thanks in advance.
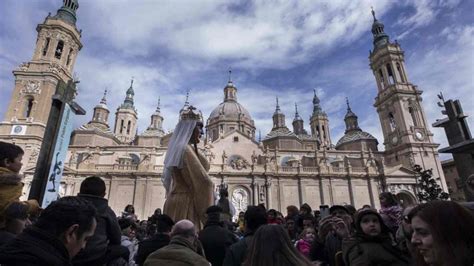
[144,236,210,266]
[0,229,15,246]
[0,167,23,226]
[295,239,312,258]
[309,237,329,265]
[72,194,122,264]
[136,233,170,266]
[199,220,237,266]
[222,232,254,266]
[342,235,410,266]
[0,226,71,266]
[121,235,138,265]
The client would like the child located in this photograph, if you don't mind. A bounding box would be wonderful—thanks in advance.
[119,218,138,265]
[295,227,316,258]
[0,141,25,226]
[342,208,410,266]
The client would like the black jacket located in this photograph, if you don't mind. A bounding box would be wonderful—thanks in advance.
[0,230,15,246]
[0,226,71,266]
[73,194,122,264]
[199,220,237,266]
[222,231,254,266]
[136,233,170,266]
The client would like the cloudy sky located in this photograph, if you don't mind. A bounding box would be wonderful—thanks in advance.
[0,0,472,158]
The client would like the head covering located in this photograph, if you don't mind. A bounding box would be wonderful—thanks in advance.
[4,202,29,220]
[118,218,133,230]
[162,106,203,194]
[354,208,390,238]
[300,203,312,213]
[329,205,349,215]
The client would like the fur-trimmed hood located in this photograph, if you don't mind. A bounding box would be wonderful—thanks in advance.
[0,167,23,185]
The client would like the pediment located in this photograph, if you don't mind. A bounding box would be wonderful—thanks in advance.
[385,165,416,176]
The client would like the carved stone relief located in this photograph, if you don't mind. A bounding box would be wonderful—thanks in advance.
[229,156,249,170]
[231,187,249,217]
[28,148,39,164]
[21,80,41,95]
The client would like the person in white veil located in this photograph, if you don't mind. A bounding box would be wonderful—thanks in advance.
[162,106,214,230]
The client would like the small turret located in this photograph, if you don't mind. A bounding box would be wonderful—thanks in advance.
[292,103,307,135]
[272,97,286,129]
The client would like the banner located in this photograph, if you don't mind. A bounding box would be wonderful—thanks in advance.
[41,103,74,208]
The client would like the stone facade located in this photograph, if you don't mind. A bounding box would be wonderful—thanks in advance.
[1,3,449,219]
[441,159,465,202]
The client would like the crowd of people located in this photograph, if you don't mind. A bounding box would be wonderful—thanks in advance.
[1,142,474,266]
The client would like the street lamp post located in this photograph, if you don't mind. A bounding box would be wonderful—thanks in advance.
[28,79,85,207]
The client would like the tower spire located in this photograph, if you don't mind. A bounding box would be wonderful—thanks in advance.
[371,6,376,22]
[371,8,389,49]
[156,97,161,113]
[184,90,190,107]
[228,67,232,83]
[312,89,323,114]
[121,78,135,109]
[100,89,107,105]
[275,97,281,113]
[55,0,79,25]
[294,103,302,121]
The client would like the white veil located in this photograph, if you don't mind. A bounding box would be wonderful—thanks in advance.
[162,119,198,194]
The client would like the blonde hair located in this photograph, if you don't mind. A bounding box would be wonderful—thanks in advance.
[299,227,316,240]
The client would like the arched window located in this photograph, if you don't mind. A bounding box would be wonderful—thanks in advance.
[66,48,73,66]
[24,98,34,118]
[54,40,64,59]
[388,112,396,131]
[386,64,395,84]
[396,63,405,83]
[42,38,50,56]
[409,106,419,127]
[378,69,385,89]
[120,120,124,134]
[127,121,131,134]
[322,125,326,139]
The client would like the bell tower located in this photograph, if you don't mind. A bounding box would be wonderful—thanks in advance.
[0,0,82,168]
[309,90,331,149]
[114,79,138,143]
[369,9,447,190]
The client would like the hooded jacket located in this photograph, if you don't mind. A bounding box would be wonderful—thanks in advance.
[342,209,410,266]
[72,193,122,264]
[0,167,23,226]
[0,226,71,266]
[199,219,237,266]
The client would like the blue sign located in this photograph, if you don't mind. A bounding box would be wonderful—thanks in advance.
[42,104,74,208]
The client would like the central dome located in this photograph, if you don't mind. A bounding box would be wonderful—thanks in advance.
[206,78,256,142]
[209,101,252,121]
[208,80,254,123]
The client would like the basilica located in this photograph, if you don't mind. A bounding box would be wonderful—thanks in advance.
[0,1,448,219]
